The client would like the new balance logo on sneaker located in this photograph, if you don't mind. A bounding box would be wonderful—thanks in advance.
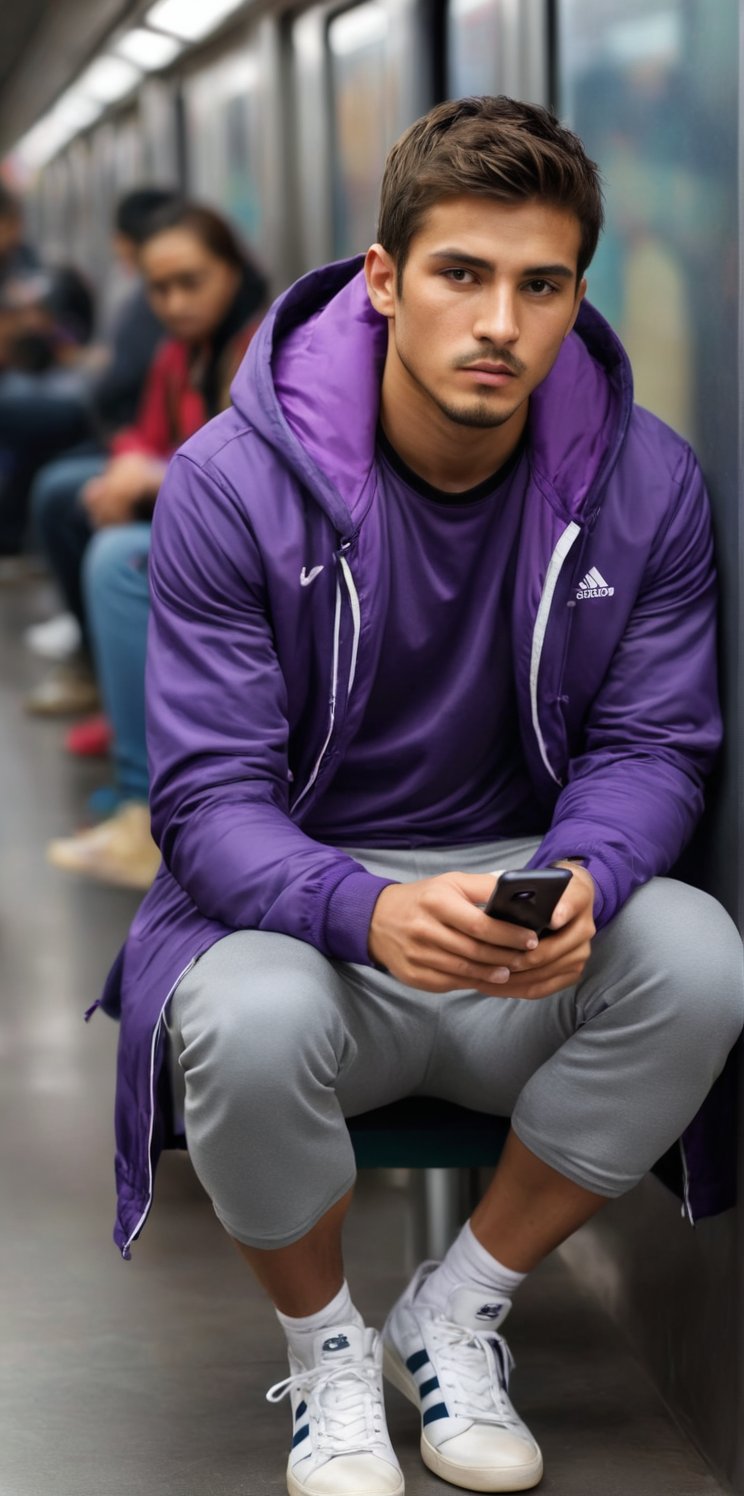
[576,566,614,600]
[475,1301,507,1322]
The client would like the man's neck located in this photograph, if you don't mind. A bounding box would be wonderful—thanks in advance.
[378,370,529,494]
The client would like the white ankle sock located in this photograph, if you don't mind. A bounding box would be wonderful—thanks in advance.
[415,1221,526,1314]
[276,1280,364,1362]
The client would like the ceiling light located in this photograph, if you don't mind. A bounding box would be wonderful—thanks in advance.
[145,0,246,44]
[115,28,183,71]
[76,55,141,105]
[14,94,103,170]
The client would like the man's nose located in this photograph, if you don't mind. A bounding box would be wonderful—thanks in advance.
[473,285,520,345]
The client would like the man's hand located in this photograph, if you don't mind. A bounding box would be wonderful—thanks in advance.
[368,862,596,1000]
[81,453,165,528]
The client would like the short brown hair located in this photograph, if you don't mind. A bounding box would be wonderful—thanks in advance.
[377,96,604,287]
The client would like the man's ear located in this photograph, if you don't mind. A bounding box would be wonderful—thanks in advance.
[565,276,587,338]
[364,243,397,318]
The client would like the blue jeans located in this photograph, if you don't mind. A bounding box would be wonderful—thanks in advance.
[30,453,106,637]
[83,524,151,801]
[0,373,95,554]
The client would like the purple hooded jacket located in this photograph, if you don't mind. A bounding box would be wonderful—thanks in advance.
[96,258,728,1258]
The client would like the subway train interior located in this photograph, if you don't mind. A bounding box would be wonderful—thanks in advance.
[1,0,743,1492]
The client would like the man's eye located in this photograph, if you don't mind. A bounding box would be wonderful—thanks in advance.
[526,279,557,296]
[444,268,475,284]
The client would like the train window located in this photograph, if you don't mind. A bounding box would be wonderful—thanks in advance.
[447,0,502,97]
[447,0,548,103]
[558,0,738,449]
[327,2,394,258]
[182,50,266,254]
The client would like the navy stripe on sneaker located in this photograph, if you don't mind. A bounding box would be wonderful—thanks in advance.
[423,1403,450,1426]
[419,1375,440,1398]
[406,1349,430,1374]
[295,1401,307,1421]
[292,1425,310,1448]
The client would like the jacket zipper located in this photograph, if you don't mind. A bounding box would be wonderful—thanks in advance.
[126,549,362,1257]
[121,956,197,1260]
[530,522,581,784]
[679,1138,695,1224]
[292,542,361,813]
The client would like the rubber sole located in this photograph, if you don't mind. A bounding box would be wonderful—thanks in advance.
[382,1343,543,1493]
[286,1463,405,1496]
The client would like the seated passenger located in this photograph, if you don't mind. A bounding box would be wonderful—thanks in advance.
[87,186,180,436]
[0,266,95,564]
[21,187,179,653]
[0,181,38,299]
[44,202,267,882]
[96,99,744,1496]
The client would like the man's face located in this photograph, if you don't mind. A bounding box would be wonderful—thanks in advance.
[367,195,586,432]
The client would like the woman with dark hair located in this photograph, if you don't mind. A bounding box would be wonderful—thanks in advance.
[37,203,268,887]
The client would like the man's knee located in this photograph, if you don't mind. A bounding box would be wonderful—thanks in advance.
[614,878,744,1057]
[174,932,349,1100]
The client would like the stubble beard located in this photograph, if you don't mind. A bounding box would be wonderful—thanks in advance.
[396,341,523,430]
[433,395,518,429]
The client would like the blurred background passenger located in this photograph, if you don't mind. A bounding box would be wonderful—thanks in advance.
[0,266,96,569]
[0,180,38,295]
[86,187,179,437]
[44,201,268,888]
[16,188,178,652]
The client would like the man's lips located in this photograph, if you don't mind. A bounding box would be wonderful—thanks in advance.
[459,362,518,385]
[465,362,516,375]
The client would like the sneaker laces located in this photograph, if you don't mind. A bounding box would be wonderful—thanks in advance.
[267,1358,386,1456]
[429,1318,520,1428]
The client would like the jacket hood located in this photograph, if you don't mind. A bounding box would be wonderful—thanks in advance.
[230,255,633,532]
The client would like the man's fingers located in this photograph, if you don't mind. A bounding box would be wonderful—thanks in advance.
[493,961,589,999]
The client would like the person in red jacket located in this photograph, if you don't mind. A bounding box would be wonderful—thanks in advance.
[26,202,266,718]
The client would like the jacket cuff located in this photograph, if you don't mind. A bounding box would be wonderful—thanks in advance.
[323,868,397,965]
[525,841,613,924]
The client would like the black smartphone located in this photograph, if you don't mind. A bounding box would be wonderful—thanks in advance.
[483,868,572,938]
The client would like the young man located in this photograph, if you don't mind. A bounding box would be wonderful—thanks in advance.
[99,98,744,1494]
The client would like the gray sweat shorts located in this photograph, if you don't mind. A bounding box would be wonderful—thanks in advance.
[165,839,744,1248]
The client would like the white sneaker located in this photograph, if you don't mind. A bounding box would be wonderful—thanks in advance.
[24,612,82,660]
[267,1323,405,1496]
[383,1264,543,1492]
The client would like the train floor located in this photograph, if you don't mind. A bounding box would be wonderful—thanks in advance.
[1,576,733,1496]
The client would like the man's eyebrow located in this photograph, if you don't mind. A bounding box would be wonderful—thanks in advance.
[428,249,575,279]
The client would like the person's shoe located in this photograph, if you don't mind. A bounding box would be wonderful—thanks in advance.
[46,802,160,890]
[267,1323,404,1496]
[24,660,99,717]
[64,713,113,757]
[24,612,82,660]
[0,553,46,585]
[383,1263,542,1492]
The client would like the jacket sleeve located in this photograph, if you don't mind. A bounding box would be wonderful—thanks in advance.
[527,443,722,926]
[146,453,392,964]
